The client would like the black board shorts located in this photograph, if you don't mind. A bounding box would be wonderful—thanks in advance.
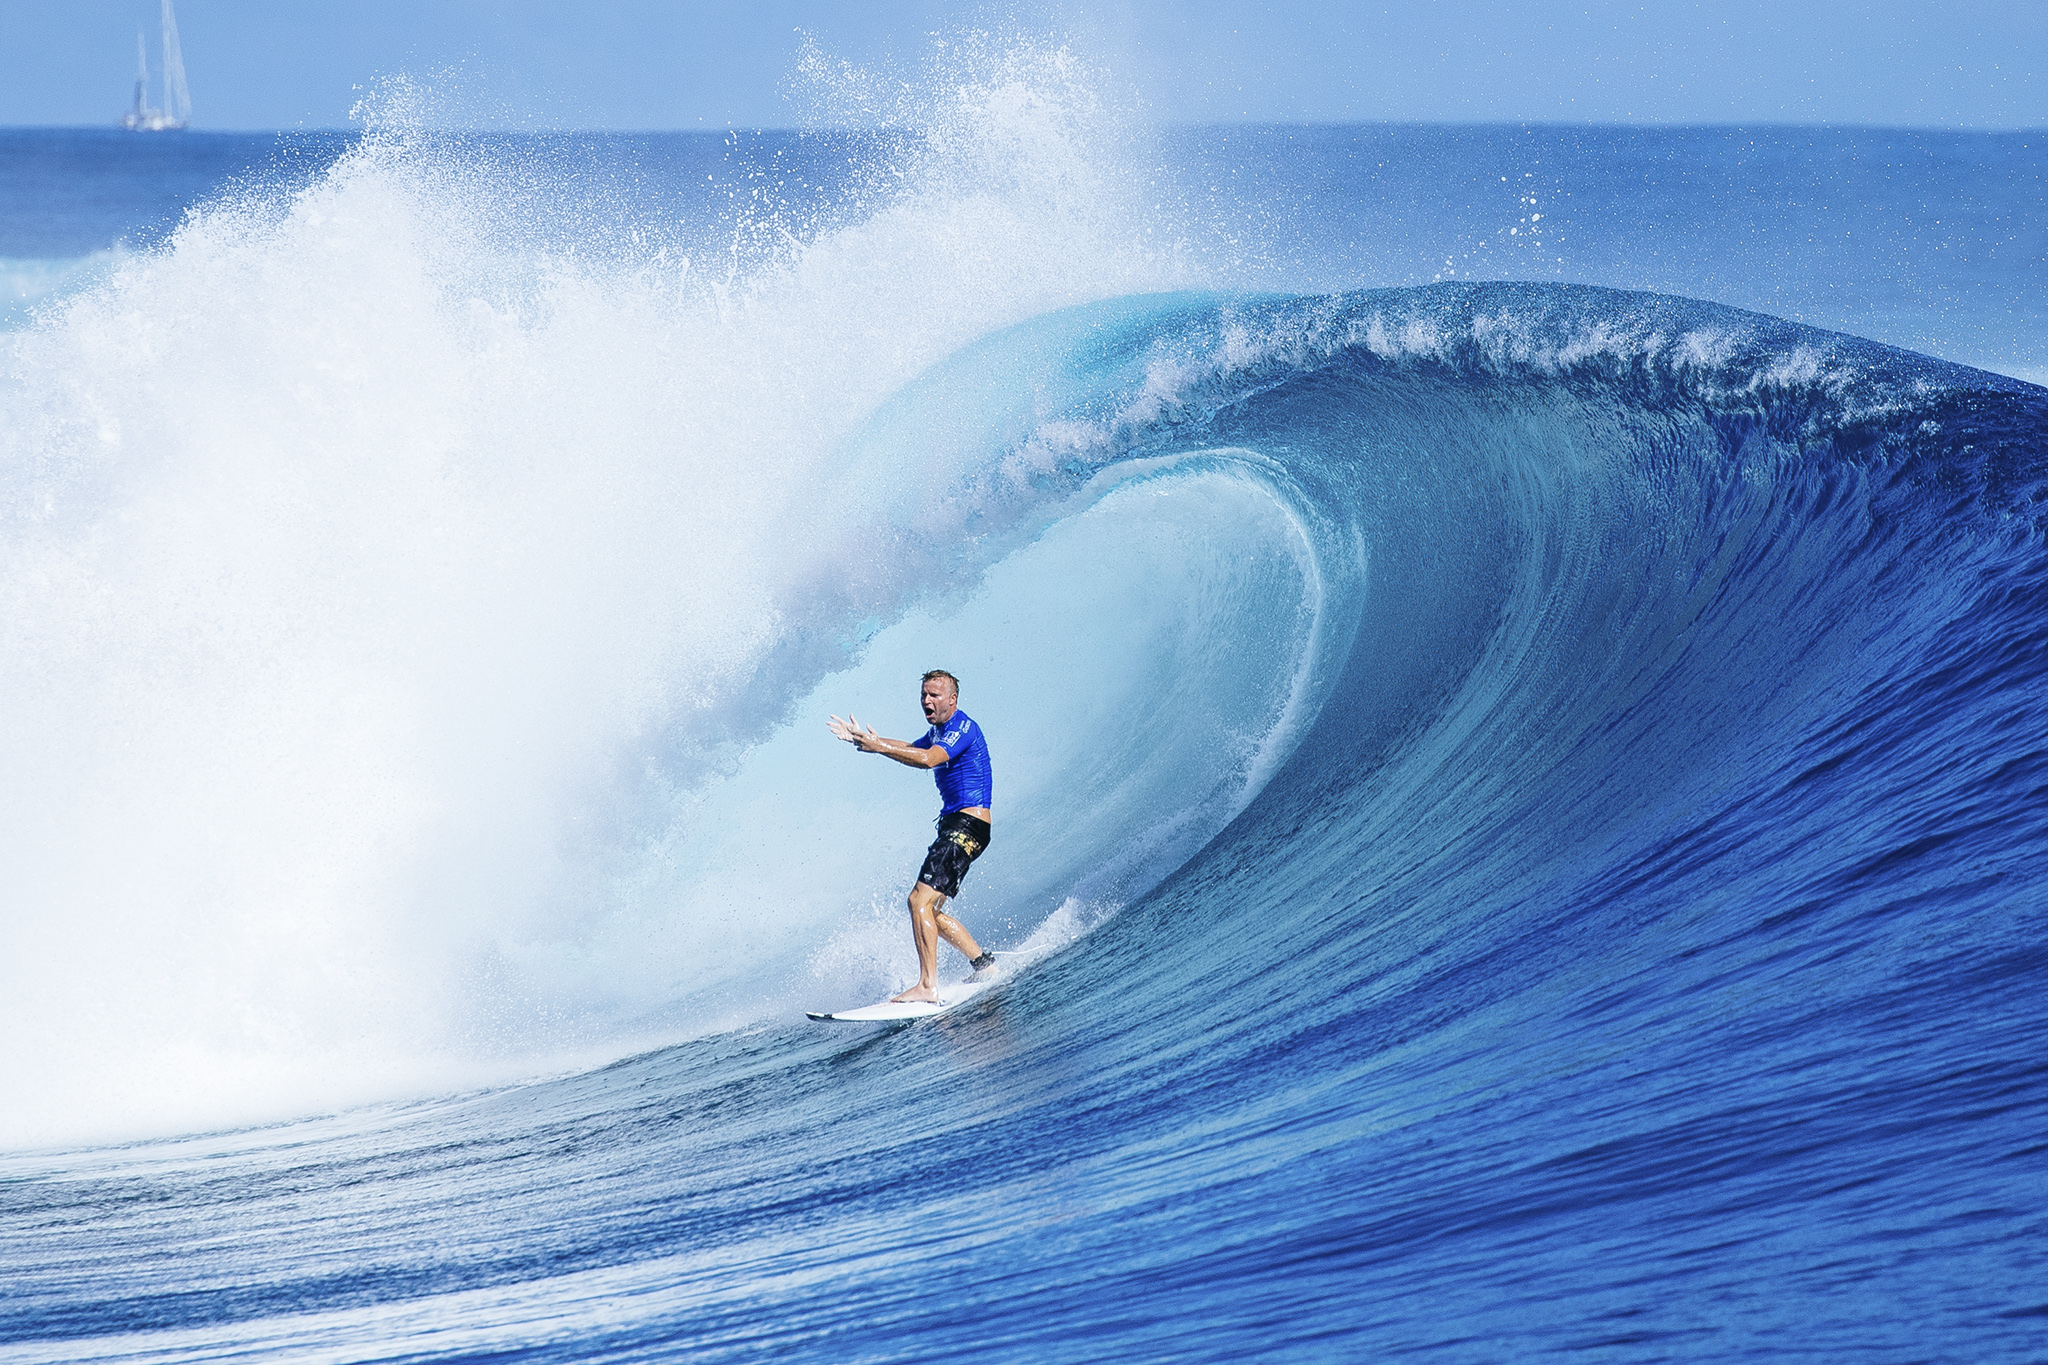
[918,812,992,898]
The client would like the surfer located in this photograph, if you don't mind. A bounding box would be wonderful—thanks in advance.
[829,669,998,1004]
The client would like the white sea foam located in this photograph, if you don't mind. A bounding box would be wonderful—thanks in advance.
[0,38,1233,1148]
[0,252,120,330]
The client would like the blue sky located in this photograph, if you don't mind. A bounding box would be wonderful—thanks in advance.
[1,1,2042,131]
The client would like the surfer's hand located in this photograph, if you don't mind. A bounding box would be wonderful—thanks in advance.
[828,714,877,750]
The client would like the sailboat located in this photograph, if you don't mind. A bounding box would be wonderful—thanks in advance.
[122,0,191,131]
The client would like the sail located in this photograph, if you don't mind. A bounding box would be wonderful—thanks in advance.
[160,0,191,126]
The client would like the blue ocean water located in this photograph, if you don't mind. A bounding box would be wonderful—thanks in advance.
[2,55,2045,1364]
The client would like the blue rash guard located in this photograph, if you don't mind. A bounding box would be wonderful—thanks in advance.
[921,709,993,814]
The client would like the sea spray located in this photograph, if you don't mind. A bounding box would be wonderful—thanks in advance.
[0,40,1197,1147]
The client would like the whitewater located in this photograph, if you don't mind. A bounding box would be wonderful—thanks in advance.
[3,40,2044,1363]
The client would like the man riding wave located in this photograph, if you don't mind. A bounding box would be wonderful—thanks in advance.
[828,669,997,1004]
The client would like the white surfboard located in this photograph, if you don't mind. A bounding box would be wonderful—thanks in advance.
[807,972,997,1023]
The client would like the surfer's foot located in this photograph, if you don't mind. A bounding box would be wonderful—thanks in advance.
[891,984,942,1004]
[968,951,999,979]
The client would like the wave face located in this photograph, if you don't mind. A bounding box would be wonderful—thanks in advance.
[3,56,2047,1364]
[7,278,2045,1360]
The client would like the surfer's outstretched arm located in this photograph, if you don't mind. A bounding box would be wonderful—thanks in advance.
[828,714,949,769]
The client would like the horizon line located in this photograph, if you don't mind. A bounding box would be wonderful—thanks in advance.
[4,117,2044,137]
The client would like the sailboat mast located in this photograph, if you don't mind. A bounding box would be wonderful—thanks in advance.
[133,31,149,120]
[160,0,191,127]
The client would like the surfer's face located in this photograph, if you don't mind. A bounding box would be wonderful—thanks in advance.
[921,678,957,724]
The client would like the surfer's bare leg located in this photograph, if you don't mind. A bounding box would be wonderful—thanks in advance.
[893,883,945,1003]
[935,908,983,961]
[892,882,983,1003]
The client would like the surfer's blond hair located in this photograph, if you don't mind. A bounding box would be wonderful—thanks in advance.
[921,669,960,696]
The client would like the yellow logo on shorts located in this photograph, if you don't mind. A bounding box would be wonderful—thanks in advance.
[947,831,982,855]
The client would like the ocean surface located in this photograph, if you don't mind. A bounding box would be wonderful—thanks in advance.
[3,50,2045,1364]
